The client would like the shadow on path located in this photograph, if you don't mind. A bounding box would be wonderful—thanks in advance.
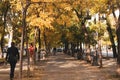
[29,52,118,80]
[0,52,118,80]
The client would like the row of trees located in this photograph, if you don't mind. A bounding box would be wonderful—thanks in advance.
[0,0,120,79]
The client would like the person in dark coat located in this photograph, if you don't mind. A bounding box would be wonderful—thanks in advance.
[5,42,19,80]
[53,47,56,55]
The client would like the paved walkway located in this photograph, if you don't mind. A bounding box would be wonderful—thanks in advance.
[0,52,118,80]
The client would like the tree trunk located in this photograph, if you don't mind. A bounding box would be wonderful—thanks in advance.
[77,42,83,60]
[86,44,91,63]
[80,42,83,59]
[106,22,117,58]
[38,28,41,61]
[25,27,30,77]
[19,3,30,79]
[43,30,47,50]
[98,40,102,68]
[112,1,120,75]
[97,13,103,68]
[34,27,37,65]
[47,43,51,54]
[19,9,26,79]
[64,41,69,54]
[116,12,120,75]
[116,12,120,64]
[71,43,75,57]
[116,29,120,71]
[0,3,10,57]
[1,19,6,58]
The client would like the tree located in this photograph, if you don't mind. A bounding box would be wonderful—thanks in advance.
[106,17,117,58]
[114,0,120,75]
[7,0,120,78]
[0,0,10,57]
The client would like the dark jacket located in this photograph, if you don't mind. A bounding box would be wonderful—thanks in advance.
[6,46,19,63]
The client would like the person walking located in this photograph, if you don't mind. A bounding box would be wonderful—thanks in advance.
[53,47,56,56]
[41,49,46,60]
[28,43,35,70]
[28,43,34,62]
[5,42,19,80]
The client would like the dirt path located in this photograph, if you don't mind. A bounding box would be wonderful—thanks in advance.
[0,52,119,80]
[41,53,118,80]
[23,52,118,80]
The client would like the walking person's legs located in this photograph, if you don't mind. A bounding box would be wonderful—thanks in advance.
[10,62,16,80]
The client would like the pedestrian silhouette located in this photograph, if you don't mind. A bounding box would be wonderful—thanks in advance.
[53,47,56,55]
[28,43,34,62]
[5,42,19,80]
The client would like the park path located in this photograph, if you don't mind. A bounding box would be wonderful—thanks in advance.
[25,52,118,80]
[0,52,118,80]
